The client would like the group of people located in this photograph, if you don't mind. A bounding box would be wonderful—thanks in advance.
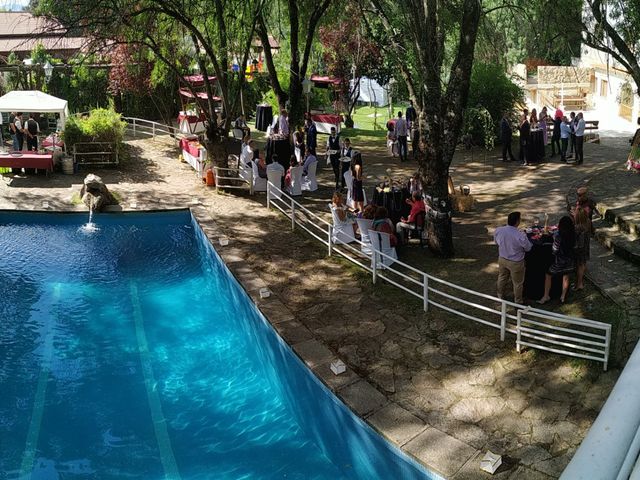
[501,107,587,165]
[386,101,418,162]
[494,187,596,304]
[6,112,41,152]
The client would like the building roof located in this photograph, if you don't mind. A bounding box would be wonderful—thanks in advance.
[252,35,280,50]
[0,12,59,37]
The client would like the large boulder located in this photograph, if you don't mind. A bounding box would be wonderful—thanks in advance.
[80,174,115,211]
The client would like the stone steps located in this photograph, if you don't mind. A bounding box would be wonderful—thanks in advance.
[593,211,640,267]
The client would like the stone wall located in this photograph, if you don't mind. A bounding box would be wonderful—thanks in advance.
[538,66,592,84]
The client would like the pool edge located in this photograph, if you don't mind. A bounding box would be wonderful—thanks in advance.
[188,205,458,479]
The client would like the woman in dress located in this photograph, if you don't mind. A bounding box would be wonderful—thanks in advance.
[539,215,576,304]
[372,207,397,247]
[573,207,591,290]
[529,108,539,129]
[539,106,548,147]
[351,152,364,212]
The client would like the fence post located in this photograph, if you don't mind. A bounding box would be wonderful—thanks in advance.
[516,310,522,353]
[604,326,611,372]
[266,182,271,210]
[152,122,156,139]
[291,197,296,231]
[328,225,333,256]
[423,274,429,312]
[500,301,507,341]
[215,167,219,194]
[133,118,136,136]
[372,252,377,284]
[249,167,254,195]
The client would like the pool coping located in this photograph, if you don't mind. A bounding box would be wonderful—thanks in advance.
[189,205,482,479]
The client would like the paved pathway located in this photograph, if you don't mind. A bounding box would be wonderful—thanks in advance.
[0,134,633,479]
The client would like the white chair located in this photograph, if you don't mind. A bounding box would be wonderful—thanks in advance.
[343,169,354,208]
[355,218,374,255]
[288,166,303,196]
[294,146,302,164]
[232,128,245,139]
[329,205,356,244]
[251,161,267,192]
[302,161,318,191]
[267,168,283,200]
[368,229,398,269]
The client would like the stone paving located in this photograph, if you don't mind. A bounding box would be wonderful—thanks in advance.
[0,134,634,479]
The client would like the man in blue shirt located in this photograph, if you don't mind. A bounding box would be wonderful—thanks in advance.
[574,112,586,165]
[559,116,571,162]
[494,211,532,304]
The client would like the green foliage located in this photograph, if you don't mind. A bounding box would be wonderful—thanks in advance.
[463,106,495,150]
[467,63,524,138]
[62,108,127,149]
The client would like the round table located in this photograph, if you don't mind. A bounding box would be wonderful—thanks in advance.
[527,129,545,163]
[371,186,411,225]
[255,105,273,132]
[523,229,562,301]
[266,136,292,171]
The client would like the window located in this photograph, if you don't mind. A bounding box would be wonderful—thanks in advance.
[600,79,608,97]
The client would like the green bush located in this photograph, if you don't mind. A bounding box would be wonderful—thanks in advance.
[62,108,127,149]
[467,63,524,141]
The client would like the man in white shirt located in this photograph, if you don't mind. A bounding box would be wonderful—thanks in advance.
[574,112,586,165]
[234,114,250,136]
[278,109,289,138]
[394,111,408,162]
[494,211,532,304]
[267,154,285,188]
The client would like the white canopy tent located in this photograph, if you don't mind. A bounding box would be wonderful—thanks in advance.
[0,90,70,128]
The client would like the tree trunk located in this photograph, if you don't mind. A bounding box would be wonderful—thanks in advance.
[204,122,229,170]
[288,75,305,129]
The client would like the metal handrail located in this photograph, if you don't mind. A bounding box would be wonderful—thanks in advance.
[264,180,612,370]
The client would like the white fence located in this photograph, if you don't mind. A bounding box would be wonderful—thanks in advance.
[122,117,182,140]
[265,180,612,370]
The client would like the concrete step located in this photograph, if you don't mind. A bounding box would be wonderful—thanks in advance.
[601,207,640,237]
[593,218,640,267]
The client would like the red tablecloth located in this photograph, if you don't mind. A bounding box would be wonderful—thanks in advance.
[42,135,64,148]
[0,153,54,172]
[311,113,342,125]
[180,138,204,158]
[178,112,207,123]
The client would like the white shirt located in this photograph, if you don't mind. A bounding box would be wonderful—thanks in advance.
[494,225,532,262]
[302,154,317,175]
[394,118,408,137]
[575,118,586,137]
[239,144,252,166]
[267,162,285,177]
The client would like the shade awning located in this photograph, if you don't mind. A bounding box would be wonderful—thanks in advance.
[179,88,221,101]
[182,75,217,87]
[0,90,69,127]
[310,75,342,86]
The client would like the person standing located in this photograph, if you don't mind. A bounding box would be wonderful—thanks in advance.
[8,112,18,151]
[518,109,530,166]
[500,112,516,162]
[574,112,585,165]
[14,113,24,151]
[305,118,317,155]
[327,126,342,190]
[573,207,591,291]
[340,137,353,185]
[551,111,562,158]
[494,211,532,305]
[406,100,417,132]
[568,112,576,158]
[394,111,408,162]
[538,216,576,304]
[351,151,365,213]
[278,109,289,138]
[559,116,571,162]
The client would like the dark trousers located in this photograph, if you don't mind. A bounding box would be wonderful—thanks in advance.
[551,136,561,156]
[575,136,584,164]
[561,138,568,161]
[519,136,528,163]
[569,133,576,154]
[26,136,38,151]
[330,155,341,188]
[502,136,514,161]
[398,135,408,162]
[341,160,350,186]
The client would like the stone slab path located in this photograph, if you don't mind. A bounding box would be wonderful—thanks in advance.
[0,134,631,479]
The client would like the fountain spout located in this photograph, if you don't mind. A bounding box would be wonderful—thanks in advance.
[80,174,115,213]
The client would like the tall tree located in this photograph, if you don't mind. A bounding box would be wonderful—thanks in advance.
[257,0,332,128]
[35,0,264,166]
[580,0,640,95]
[367,0,483,256]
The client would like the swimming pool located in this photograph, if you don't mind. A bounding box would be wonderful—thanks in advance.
[0,210,439,479]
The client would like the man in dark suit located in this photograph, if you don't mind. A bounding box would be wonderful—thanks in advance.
[501,112,515,162]
[518,109,530,166]
[306,118,317,155]
[405,100,417,131]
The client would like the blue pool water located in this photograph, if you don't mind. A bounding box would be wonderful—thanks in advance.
[0,210,439,479]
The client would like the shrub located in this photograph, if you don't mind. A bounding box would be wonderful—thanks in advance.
[62,108,127,149]
[463,106,495,149]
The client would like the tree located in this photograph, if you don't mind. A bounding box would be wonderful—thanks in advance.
[318,7,382,127]
[256,0,332,128]
[580,0,640,95]
[35,0,264,167]
[367,0,483,256]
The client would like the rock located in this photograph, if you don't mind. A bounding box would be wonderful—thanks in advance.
[80,174,115,211]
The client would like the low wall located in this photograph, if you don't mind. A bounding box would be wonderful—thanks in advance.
[537,66,592,85]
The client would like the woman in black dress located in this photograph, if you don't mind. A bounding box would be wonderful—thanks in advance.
[539,215,576,304]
